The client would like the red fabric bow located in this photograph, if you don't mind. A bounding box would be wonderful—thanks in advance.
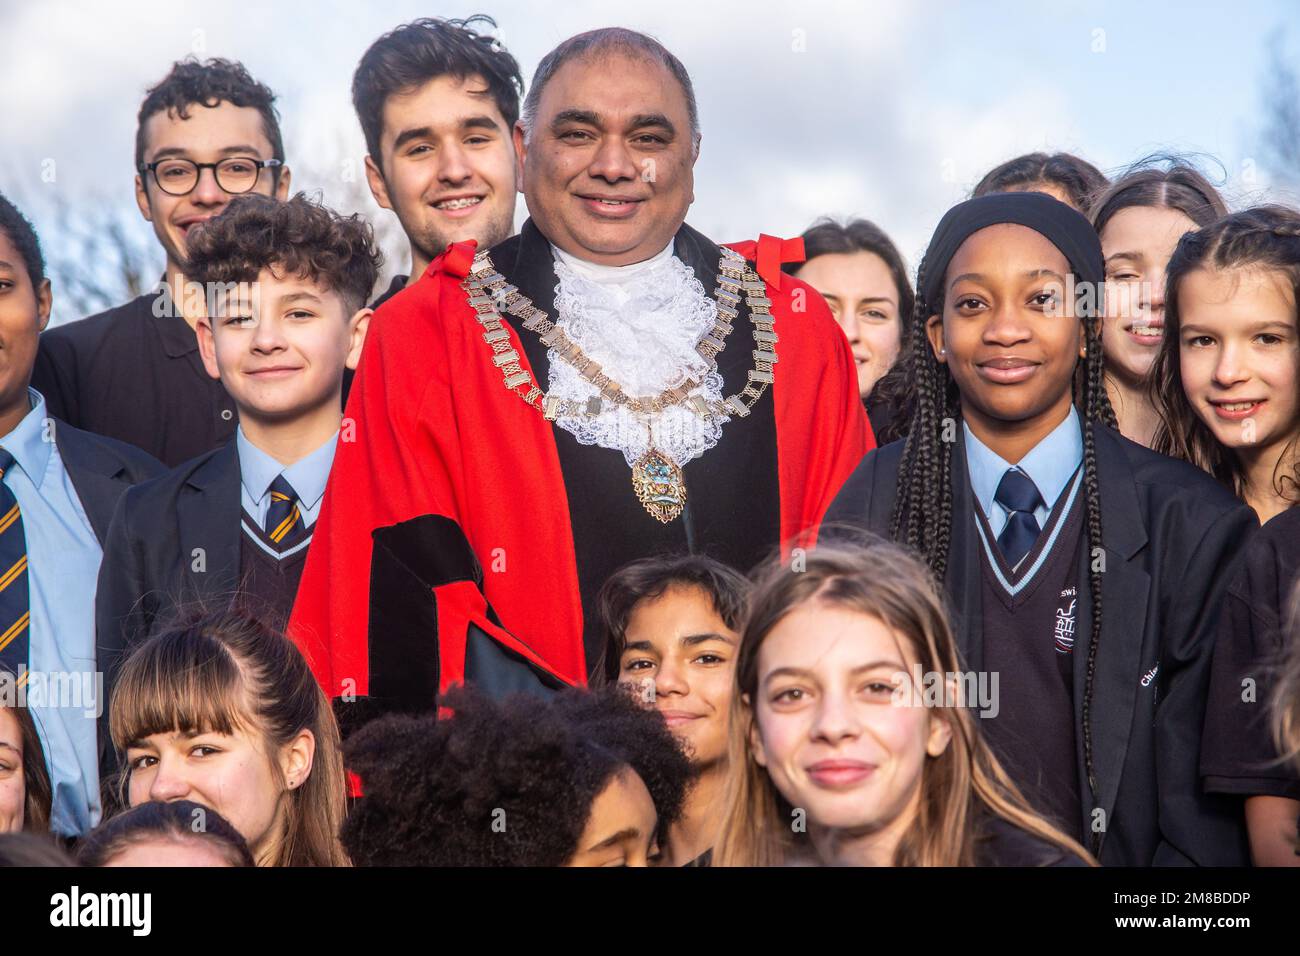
[439,239,479,279]
[755,234,805,290]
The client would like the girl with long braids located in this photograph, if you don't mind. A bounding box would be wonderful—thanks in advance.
[825,191,1256,865]
[1150,205,1300,865]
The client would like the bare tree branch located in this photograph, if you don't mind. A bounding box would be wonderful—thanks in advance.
[1261,29,1300,195]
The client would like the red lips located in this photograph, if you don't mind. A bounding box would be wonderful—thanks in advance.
[806,759,875,787]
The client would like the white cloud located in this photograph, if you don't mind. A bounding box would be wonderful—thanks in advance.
[1,0,1289,324]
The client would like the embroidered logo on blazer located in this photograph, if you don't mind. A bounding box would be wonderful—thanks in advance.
[1054,586,1077,655]
[1141,664,1159,687]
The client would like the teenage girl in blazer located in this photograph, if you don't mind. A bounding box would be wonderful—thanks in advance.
[826,192,1256,865]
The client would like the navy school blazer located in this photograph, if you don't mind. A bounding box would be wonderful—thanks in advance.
[824,422,1257,866]
[94,440,242,784]
[92,439,569,781]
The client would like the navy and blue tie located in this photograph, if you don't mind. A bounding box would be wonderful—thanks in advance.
[265,475,306,553]
[0,448,30,682]
[995,468,1044,570]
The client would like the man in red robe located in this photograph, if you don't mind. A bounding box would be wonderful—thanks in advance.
[289,28,873,731]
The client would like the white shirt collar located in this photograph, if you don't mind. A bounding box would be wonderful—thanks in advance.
[549,240,676,285]
[963,407,1083,520]
[236,426,338,510]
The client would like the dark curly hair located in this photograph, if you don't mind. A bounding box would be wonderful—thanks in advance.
[78,800,254,867]
[135,57,284,170]
[547,684,692,831]
[185,192,382,313]
[0,193,45,292]
[352,16,523,164]
[342,684,691,866]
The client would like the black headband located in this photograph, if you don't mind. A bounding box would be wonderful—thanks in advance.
[919,192,1104,310]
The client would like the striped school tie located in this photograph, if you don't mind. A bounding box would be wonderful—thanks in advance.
[265,475,307,553]
[0,448,30,681]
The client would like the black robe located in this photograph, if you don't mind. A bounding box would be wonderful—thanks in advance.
[288,220,871,729]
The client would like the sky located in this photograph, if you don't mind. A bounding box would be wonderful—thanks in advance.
[1,0,1297,324]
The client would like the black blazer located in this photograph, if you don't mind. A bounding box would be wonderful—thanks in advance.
[825,423,1256,866]
[52,419,164,542]
[45,421,164,785]
[94,441,241,776]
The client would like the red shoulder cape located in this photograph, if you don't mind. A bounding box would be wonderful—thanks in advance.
[288,237,873,704]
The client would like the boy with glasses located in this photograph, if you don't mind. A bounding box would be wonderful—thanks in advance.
[32,58,292,467]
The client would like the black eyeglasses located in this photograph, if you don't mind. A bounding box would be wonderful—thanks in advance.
[138,157,284,196]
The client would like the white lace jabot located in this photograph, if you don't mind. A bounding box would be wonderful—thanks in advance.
[547,242,730,468]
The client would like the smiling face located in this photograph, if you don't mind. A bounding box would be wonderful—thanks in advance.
[0,230,50,419]
[749,602,951,857]
[517,51,697,266]
[618,584,737,769]
[197,266,368,427]
[565,766,660,867]
[927,223,1084,452]
[135,100,290,278]
[796,251,903,398]
[1177,264,1300,459]
[0,707,25,833]
[365,73,518,276]
[1100,205,1199,384]
[125,718,314,864]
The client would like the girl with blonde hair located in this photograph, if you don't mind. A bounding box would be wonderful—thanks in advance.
[714,538,1093,867]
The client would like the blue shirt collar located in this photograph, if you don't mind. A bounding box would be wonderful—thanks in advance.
[0,390,54,490]
[236,427,337,509]
[963,406,1083,518]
